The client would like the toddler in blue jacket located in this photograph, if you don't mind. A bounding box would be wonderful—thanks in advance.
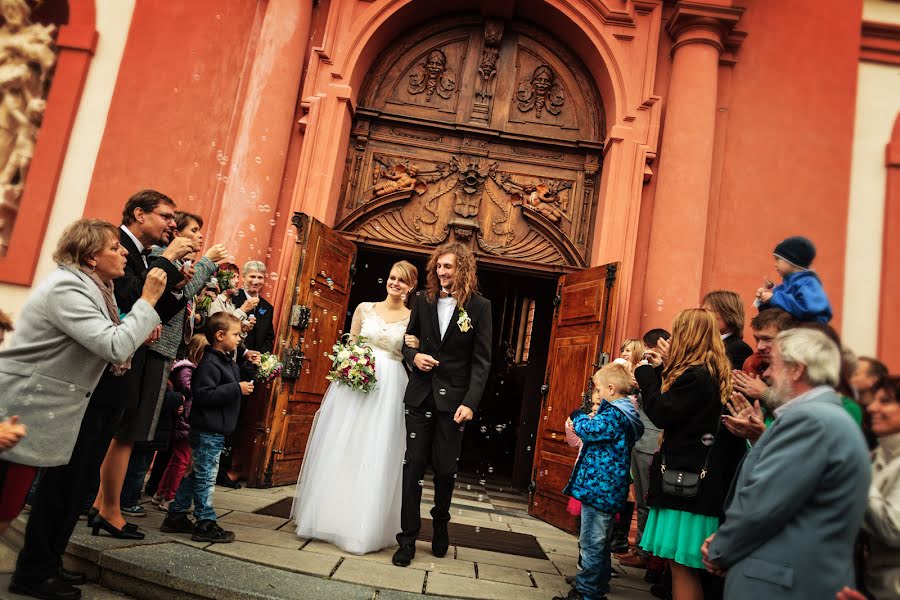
[557,363,644,600]
[756,235,832,324]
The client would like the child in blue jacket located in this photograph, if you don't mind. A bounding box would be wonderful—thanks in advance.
[556,363,644,600]
[756,236,832,324]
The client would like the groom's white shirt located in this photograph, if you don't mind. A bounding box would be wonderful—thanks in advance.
[437,293,457,339]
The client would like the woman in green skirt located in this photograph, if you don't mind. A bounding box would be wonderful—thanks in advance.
[634,309,746,599]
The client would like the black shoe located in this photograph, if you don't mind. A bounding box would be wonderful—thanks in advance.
[91,515,145,540]
[191,520,235,543]
[9,576,82,600]
[56,568,86,586]
[84,507,98,529]
[160,512,195,534]
[431,519,449,558]
[216,474,241,489]
[644,567,664,584]
[392,543,415,567]
[552,590,588,600]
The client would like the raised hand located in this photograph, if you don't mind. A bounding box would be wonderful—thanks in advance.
[161,236,197,261]
[835,587,867,600]
[204,243,229,264]
[656,337,670,362]
[140,268,168,305]
[723,391,766,443]
[240,296,260,313]
[175,262,195,290]
[732,369,769,400]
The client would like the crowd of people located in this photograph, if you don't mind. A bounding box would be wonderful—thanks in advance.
[0,188,896,600]
[0,190,275,600]
[555,236,898,600]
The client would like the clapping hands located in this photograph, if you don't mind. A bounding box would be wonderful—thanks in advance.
[723,391,766,443]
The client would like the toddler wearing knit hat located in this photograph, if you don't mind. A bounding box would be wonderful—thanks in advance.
[755,236,832,324]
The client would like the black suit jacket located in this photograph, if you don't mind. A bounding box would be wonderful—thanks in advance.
[723,334,753,371]
[402,291,492,413]
[115,228,186,323]
[233,289,275,352]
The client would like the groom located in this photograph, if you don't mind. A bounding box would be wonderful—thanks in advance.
[393,242,492,566]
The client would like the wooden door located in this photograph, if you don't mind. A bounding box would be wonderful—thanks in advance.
[529,263,618,533]
[250,213,356,487]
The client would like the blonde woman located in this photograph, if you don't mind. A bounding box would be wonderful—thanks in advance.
[293,261,419,555]
[634,309,746,600]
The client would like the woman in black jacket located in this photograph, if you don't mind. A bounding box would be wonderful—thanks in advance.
[701,290,753,370]
[635,308,745,600]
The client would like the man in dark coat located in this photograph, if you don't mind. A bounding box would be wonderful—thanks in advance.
[393,242,492,567]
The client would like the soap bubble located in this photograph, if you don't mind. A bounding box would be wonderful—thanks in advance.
[255,156,262,164]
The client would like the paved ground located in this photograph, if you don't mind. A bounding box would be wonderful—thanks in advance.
[1,476,654,599]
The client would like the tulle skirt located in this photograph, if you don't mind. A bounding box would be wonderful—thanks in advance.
[291,349,407,554]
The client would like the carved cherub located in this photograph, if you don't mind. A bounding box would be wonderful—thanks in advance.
[408,49,456,101]
[373,163,422,197]
[516,65,565,118]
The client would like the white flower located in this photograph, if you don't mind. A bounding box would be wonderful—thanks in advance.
[457,308,472,333]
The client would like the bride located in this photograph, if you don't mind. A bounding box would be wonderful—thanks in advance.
[292,260,419,554]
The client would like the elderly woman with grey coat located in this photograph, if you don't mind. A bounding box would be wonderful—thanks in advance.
[1,219,166,600]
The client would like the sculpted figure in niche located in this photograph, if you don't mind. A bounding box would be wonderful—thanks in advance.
[516,64,565,118]
[513,180,571,224]
[407,49,456,101]
[373,164,422,197]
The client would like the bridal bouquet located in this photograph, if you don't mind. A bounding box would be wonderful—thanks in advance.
[254,352,283,383]
[326,335,377,393]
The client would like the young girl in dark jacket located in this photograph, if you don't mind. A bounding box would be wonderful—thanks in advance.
[153,334,207,510]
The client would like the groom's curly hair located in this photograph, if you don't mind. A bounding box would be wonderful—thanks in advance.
[425,242,479,308]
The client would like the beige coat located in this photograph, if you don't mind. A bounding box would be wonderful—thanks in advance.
[864,432,900,600]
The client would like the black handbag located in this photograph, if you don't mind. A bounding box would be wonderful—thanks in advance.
[660,405,725,499]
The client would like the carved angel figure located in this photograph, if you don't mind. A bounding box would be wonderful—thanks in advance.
[407,49,456,101]
[516,65,565,118]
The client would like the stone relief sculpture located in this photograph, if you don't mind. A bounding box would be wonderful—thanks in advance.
[407,49,456,101]
[0,0,56,254]
[516,64,565,118]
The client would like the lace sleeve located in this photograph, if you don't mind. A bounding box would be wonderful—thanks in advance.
[349,303,365,341]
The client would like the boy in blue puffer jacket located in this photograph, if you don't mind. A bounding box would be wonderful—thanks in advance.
[556,362,644,600]
[755,235,832,324]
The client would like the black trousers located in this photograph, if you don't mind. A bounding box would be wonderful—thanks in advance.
[396,394,465,547]
[14,399,122,583]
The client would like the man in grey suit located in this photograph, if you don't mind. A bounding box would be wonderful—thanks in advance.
[702,328,871,599]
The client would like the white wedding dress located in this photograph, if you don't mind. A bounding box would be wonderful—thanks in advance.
[292,302,408,554]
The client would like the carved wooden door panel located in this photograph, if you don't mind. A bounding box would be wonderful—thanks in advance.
[529,263,618,532]
[336,16,605,273]
[252,214,356,486]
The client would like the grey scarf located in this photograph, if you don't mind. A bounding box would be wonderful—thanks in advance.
[78,265,131,376]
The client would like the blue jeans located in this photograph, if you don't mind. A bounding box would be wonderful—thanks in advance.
[120,448,155,507]
[170,431,224,522]
[576,504,614,600]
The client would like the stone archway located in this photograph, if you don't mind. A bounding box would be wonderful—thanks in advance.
[334,15,605,272]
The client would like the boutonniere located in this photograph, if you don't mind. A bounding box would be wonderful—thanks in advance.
[457,308,472,332]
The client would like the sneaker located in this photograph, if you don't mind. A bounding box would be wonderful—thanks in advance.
[150,494,163,506]
[160,512,195,534]
[158,499,171,512]
[121,504,146,517]
[191,519,235,543]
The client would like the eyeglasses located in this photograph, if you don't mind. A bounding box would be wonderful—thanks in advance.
[151,210,177,223]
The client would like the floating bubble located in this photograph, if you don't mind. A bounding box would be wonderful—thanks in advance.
[332,316,337,321]
[438,389,446,396]
[35,384,43,392]
[249,224,256,232]
[425,411,432,418]
[47,411,55,419]
[238,231,245,238]
[68,384,76,392]
[410,432,417,439]
[255,156,262,164]
[377,278,383,283]
[488,467,494,473]
[269,219,276,226]
[526,446,532,451]
[269,272,279,280]
[478,479,486,486]
[193,161,199,167]
[479,426,487,433]
[417,480,424,486]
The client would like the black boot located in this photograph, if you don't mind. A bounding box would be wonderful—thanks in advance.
[431,519,449,558]
[9,576,82,600]
[392,543,416,567]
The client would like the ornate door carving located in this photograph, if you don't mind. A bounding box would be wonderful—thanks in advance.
[337,16,604,272]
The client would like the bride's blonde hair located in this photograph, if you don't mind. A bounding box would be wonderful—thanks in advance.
[390,260,419,306]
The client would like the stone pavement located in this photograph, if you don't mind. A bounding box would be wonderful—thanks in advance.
[0,478,655,600]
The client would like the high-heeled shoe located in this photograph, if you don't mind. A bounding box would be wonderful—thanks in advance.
[86,507,99,528]
[91,515,145,540]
